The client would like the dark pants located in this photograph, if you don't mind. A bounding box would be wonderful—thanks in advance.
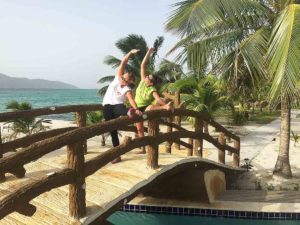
[103,104,128,147]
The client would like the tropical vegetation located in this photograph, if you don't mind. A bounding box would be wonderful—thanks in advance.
[166,0,300,178]
[5,100,51,140]
[86,111,108,146]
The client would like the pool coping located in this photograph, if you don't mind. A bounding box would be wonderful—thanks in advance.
[121,204,300,220]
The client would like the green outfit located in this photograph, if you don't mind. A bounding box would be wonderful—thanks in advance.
[135,80,157,108]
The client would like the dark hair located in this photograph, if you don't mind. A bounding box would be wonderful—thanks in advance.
[128,83,135,89]
[149,74,162,85]
[126,72,135,82]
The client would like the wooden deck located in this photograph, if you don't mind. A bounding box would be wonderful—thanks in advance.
[0,143,191,225]
[2,142,299,224]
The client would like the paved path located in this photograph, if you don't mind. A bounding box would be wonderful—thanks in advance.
[240,118,281,162]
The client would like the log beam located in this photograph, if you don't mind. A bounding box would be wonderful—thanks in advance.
[67,142,86,219]
[233,140,240,167]
[76,112,87,154]
[218,133,226,164]
[147,119,159,169]
[0,129,5,182]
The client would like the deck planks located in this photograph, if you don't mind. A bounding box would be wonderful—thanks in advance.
[0,146,191,225]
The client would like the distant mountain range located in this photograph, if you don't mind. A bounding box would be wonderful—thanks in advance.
[0,73,78,89]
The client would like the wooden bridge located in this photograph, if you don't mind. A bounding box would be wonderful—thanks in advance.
[0,104,243,224]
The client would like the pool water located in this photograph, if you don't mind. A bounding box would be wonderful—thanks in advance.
[107,212,299,225]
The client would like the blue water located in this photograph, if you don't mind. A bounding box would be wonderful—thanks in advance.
[108,212,299,225]
[0,89,102,120]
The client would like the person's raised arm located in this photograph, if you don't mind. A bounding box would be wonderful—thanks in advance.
[117,49,139,80]
[141,48,154,80]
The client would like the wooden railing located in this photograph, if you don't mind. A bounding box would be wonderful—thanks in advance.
[0,105,240,222]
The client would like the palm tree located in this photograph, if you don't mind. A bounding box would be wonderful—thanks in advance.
[86,111,108,146]
[5,101,51,140]
[98,34,164,96]
[166,0,300,178]
[156,59,185,84]
[170,74,226,133]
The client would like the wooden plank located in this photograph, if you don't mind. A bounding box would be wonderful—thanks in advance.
[90,169,144,190]
[30,187,69,216]
[1,215,26,225]
[84,180,127,207]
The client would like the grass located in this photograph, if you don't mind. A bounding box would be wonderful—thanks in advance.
[248,111,280,124]
[214,109,280,125]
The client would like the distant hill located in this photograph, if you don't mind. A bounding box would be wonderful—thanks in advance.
[0,73,78,89]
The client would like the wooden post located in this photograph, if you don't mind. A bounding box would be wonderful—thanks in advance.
[165,116,172,154]
[233,140,240,167]
[226,135,232,155]
[0,129,5,181]
[147,119,159,169]
[76,112,87,154]
[187,138,193,156]
[173,91,181,150]
[67,142,86,219]
[203,121,209,134]
[218,132,225,164]
[193,119,203,157]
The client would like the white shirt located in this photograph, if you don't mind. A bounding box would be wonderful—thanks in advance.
[102,76,131,105]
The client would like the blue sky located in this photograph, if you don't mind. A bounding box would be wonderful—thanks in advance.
[0,0,180,89]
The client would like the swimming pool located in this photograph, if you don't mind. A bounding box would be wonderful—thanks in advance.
[107,211,300,225]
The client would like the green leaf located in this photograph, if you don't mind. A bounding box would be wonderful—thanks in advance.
[267,4,300,104]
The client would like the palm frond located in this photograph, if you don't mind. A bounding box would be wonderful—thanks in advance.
[166,0,268,36]
[103,56,121,69]
[267,4,300,104]
[98,75,115,83]
[97,86,109,96]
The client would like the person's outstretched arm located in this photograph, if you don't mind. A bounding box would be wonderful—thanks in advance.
[126,91,142,115]
[117,49,139,80]
[152,91,167,106]
[141,48,154,80]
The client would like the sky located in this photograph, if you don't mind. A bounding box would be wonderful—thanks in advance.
[0,0,180,89]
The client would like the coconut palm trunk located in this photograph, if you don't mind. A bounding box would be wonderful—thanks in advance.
[273,96,292,178]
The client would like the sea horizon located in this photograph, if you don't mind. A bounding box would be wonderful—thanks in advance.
[0,88,102,120]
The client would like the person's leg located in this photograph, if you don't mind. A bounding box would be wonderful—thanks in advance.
[135,106,147,154]
[104,105,120,147]
[135,121,146,154]
[146,101,173,111]
[109,104,129,163]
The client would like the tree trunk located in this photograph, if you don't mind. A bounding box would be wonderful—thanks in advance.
[273,98,292,178]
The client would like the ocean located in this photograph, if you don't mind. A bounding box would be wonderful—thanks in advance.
[0,89,102,120]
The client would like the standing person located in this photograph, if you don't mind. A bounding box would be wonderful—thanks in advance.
[135,48,173,154]
[102,49,142,163]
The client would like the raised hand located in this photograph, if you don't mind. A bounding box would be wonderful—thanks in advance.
[148,47,155,54]
[130,49,140,54]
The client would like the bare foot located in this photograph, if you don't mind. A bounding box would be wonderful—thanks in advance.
[164,101,174,112]
[111,156,121,164]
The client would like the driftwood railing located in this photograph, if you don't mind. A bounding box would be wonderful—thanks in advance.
[0,105,240,223]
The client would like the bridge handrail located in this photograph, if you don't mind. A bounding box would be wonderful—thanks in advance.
[0,130,239,220]
[0,104,103,122]
[0,107,241,221]
[0,109,239,173]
